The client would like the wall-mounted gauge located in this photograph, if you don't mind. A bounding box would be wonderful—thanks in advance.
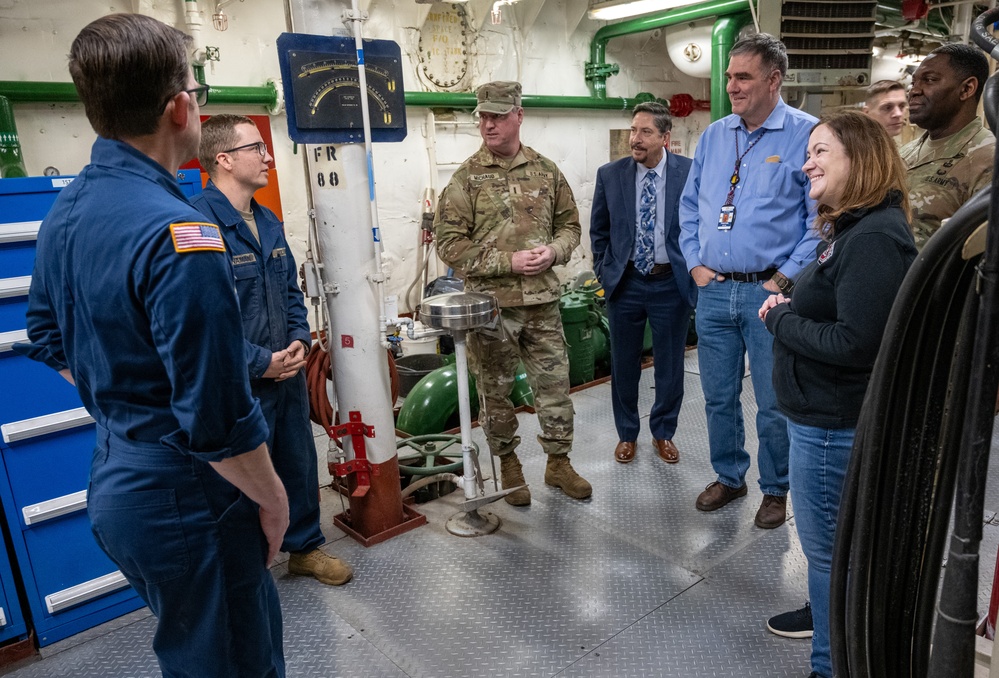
[276,33,407,144]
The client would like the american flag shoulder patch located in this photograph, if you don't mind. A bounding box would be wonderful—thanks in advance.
[170,222,226,254]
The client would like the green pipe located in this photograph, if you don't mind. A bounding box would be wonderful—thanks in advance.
[405,91,654,110]
[587,0,751,97]
[0,80,648,113]
[0,96,27,178]
[711,12,752,121]
[0,81,78,102]
[208,83,278,108]
[0,80,278,109]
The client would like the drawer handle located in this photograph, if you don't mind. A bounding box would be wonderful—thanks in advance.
[0,276,30,300]
[0,221,41,244]
[0,329,27,354]
[45,571,129,614]
[1,408,95,444]
[22,490,87,526]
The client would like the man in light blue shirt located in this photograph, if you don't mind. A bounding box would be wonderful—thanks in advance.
[679,33,819,530]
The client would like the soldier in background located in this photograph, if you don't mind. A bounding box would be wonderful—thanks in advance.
[863,79,908,139]
[901,43,995,249]
[434,81,592,505]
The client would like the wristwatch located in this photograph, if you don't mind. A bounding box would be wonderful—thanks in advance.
[299,339,312,357]
[771,271,794,294]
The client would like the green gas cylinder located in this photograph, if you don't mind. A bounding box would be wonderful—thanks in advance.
[560,291,596,386]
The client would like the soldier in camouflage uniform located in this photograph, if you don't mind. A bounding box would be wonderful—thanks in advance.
[434,81,592,505]
[900,43,995,249]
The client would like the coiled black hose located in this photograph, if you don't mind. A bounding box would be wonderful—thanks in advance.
[829,189,987,678]
[926,8,999,676]
[830,7,999,676]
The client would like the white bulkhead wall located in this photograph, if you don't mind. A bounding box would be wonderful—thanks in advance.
[2,0,712,319]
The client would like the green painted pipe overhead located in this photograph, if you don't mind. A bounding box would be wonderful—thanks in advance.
[405,91,653,110]
[0,80,279,109]
[0,96,27,178]
[0,80,651,113]
[587,0,751,97]
[711,12,752,121]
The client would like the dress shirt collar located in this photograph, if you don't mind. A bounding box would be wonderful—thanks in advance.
[636,151,668,181]
[725,97,789,133]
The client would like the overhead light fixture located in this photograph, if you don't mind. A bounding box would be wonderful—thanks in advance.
[588,0,703,21]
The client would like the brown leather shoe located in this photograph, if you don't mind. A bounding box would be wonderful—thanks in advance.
[695,481,748,511]
[755,494,787,529]
[653,439,679,464]
[614,441,636,464]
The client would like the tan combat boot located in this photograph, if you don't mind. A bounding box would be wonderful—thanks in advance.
[288,548,353,586]
[545,455,592,499]
[499,452,531,506]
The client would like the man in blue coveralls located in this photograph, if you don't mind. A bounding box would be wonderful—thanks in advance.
[193,114,352,586]
[18,14,289,677]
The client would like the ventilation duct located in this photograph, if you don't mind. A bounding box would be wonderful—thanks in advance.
[759,0,877,88]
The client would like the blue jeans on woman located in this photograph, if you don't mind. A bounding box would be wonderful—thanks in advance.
[787,419,855,678]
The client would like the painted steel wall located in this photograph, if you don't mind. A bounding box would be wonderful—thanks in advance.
[0,0,711,319]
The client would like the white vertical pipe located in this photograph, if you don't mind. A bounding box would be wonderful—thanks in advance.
[182,0,207,65]
[452,333,477,500]
[308,142,396,467]
[344,0,390,348]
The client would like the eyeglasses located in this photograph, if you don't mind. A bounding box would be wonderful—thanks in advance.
[219,141,268,159]
[160,84,210,112]
[185,85,210,107]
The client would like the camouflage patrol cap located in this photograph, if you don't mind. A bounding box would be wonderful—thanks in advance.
[474,81,522,115]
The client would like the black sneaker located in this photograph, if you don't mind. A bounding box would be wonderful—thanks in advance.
[767,602,813,638]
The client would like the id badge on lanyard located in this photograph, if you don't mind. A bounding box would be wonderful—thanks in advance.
[719,128,767,231]
[718,205,735,231]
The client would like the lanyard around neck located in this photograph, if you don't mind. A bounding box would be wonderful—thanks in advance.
[724,129,767,206]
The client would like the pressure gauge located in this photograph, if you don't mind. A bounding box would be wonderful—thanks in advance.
[276,33,407,144]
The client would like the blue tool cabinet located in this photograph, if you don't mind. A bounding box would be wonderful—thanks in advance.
[0,171,202,646]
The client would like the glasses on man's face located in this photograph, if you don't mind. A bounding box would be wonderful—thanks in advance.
[184,85,210,107]
[160,84,210,112]
[220,141,268,159]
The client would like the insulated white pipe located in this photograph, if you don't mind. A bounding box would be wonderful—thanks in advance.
[343,1,390,349]
[182,0,207,65]
[308,142,396,468]
[452,332,477,500]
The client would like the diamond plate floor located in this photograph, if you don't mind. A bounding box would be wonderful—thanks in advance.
[3,349,997,677]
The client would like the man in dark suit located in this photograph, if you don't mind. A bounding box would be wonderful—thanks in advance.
[590,101,695,465]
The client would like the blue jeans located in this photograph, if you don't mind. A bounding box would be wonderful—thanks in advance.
[787,420,854,678]
[694,279,788,495]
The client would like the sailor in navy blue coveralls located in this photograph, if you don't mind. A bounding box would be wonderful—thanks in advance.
[20,136,286,677]
[192,182,326,557]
